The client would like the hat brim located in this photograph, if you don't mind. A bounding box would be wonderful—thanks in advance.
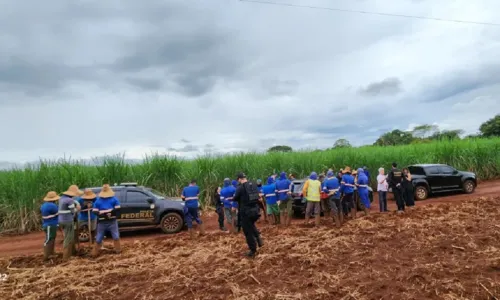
[99,190,115,198]
[81,194,97,200]
[62,190,78,197]
[43,196,60,202]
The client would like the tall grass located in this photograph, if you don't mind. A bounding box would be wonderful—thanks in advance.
[1,138,499,233]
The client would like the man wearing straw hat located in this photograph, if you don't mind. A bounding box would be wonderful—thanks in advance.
[41,191,60,261]
[92,184,122,257]
[79,189,98,244]
[59,185,82,260]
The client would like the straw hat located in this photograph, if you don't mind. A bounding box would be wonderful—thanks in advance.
[342,166,351,174]
[43,191,60,202]
[99,184,115,198]
[81,188,97,200]
[352,169,358,175]
[62,185,84,197]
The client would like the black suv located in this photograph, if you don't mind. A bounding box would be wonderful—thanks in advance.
[78,183,186,242]
[290,179,373,215]
[407,164,477,200]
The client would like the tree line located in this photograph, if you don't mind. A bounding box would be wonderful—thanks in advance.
[267,114,500,152]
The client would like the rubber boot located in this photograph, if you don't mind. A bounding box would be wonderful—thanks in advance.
[363,207,369,216]
[351,208,357,220]
[62,247,71,261]
[339,212,344,224]
[314,215,321,227]
[199,223,206,236]
[113,240,121,254]
[48,240,56,256]
[189,228,195,240]
[245,250,256,258]
[276,213,280,225]
[43,245,51,261]
[256,235,264,248]
[280,212,285,226]
[91,243,101,258]
[333,214,341,228]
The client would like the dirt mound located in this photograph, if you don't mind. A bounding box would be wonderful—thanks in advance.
[1,197,499,300]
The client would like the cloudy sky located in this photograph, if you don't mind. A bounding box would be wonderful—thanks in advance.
[1,0,499,163]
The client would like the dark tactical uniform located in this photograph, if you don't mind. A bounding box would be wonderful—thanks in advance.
[388,166,404,212]
[234,177,263,256]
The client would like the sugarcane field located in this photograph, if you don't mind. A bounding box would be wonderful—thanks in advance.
[0,138,500,300]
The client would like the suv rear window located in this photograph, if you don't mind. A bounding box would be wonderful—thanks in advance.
[408,166,425,175]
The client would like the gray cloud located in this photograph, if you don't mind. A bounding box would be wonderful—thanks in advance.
[261,79,300,96]
[168,144,199,153]
[0,0,499,162]
[358,77,403,97]
[419,64,500,103]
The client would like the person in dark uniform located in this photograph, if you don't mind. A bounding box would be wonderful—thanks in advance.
[213,186,226,231]
[233,172,263,258]
[402,168,415,208]
[387,162,404,213]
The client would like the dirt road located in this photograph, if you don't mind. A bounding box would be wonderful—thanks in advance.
[0,180,498,258]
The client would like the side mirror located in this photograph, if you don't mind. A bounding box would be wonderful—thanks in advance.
[453,170,459,174]
[146,198,154,204]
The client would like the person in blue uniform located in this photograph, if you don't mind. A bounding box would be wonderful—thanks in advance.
[275,172,292,226]
[340,167,357,220]
[79,188,98,244]
[221,178,237,233]
[356,168,370,216]
[181,179,205,239]
[323,170,342,227]
[262,177,279,225]
[92,184,121,257]
[41,191,60,261]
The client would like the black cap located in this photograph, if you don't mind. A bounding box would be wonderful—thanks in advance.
[236,172,246,179]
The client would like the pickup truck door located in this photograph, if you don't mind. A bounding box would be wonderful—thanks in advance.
[438,166,462,189]
[120,190,156,226]
[424,166,442,192]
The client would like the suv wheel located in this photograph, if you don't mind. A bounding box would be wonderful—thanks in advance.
[79,225,90,242]
[463,180,475,194]
[415,186,428,200]
[160,212,183,234]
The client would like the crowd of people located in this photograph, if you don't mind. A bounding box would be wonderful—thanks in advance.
[38,162,415,260]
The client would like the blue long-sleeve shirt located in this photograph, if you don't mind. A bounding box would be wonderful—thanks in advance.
[182,185,200,208]
[220,186,236,209]
[262,183,277,205]
[323,177,341,198]
[78,197,97,221]
[340,174,355,194]
[41,202,59,227]
[275,179,291,201]
[93,196,121,221]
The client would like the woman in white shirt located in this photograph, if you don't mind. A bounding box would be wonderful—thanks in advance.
[377,168,389,212]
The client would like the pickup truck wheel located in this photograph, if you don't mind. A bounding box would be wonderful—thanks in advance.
[78,225,90,242]
[160,212,183,234]
[415,186,428,201]
[463,180,475,194]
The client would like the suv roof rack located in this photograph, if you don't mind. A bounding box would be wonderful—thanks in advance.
[120,182,138,187]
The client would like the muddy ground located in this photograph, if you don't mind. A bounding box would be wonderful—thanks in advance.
[0,182,499,299]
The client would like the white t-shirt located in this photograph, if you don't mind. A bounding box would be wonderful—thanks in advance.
[377,174,388,191]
